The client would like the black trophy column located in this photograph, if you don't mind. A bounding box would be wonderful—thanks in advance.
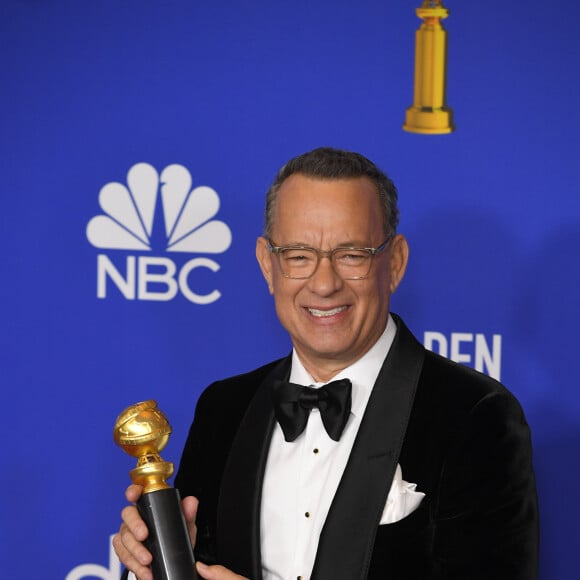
[137,488,198,580]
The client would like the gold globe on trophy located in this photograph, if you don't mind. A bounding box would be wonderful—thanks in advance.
[114,400,198,580]
[114,400,174,493]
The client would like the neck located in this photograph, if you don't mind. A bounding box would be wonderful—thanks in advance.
[301,361,350,384]
[294,349,365,383]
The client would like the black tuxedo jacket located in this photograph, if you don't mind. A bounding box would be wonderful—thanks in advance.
[175,315,538,580]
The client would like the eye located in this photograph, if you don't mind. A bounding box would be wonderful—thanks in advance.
[281,248,316,263]
[335,250,370,264]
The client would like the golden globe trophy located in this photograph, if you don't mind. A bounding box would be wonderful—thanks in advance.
[403,0,454,134]
[114,400,198,580]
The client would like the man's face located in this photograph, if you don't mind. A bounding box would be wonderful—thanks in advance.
[256,173,408,380]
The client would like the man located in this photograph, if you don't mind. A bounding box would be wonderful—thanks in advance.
[114,147,539,580]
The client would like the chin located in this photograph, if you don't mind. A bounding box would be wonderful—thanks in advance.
[305,342,356,360]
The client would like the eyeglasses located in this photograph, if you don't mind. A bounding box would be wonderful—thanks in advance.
[268,236,392,280]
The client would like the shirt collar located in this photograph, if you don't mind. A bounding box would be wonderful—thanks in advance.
[289,314,397,418]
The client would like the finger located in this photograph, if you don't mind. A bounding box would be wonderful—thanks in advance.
[195,562,248,580]
[125,483,144,503]
[112,530,153,580]
[121,505,149,542]
[118,520,152,565]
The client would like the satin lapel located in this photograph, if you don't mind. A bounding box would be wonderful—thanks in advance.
[312,315,425,580]
[215,356,291,580]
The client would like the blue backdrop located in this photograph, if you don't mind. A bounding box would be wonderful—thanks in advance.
[1,1,579,578]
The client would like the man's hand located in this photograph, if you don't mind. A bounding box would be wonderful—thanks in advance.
[112,484,198,580]
[196,562,249,580]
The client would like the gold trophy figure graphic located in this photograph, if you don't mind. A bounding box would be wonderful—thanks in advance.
[404,0,454,134]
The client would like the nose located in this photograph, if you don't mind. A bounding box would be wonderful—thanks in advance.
[307,255,343,296]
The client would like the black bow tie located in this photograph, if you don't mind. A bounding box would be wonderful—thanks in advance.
[272,378,352,442]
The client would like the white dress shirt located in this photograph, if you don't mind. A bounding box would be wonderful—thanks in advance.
[260,315,397,580]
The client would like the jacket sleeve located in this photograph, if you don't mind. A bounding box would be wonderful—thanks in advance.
[432,390,539,580]
[174,387,221,565]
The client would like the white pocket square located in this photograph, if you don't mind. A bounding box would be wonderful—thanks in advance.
[379,464,425,524]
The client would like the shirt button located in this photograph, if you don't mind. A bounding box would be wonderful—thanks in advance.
[297,576,303,580]
[313,448,319,454]
[305,512,310,518]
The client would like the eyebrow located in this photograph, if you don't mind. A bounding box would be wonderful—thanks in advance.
[275,240,375,248]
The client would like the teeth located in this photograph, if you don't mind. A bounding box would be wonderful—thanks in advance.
[308,306,347,317]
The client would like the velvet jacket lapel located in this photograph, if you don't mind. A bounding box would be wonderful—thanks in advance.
[215,356,290,579]
[216,315,424,580]
[311,315,425,579]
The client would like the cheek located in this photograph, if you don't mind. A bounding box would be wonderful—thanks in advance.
[272,294,300,337]
[357,277,391,314]
[375,270,392,297]
[271,282,296,317]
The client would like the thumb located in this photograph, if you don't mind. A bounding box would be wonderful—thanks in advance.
[182,495,199,545]
[182,495,198,522]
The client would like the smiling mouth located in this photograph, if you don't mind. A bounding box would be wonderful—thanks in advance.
[307,306,348,318]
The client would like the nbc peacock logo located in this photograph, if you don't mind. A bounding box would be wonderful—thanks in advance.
[86,163,232,304]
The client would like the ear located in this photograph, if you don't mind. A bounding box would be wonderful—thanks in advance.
[388,234,409,294]
[256,236,275,294]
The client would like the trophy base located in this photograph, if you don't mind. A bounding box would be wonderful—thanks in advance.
[138,488,198,580]
[403,106,455,135]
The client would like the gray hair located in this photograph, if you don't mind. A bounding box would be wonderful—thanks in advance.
[263,147,399,238]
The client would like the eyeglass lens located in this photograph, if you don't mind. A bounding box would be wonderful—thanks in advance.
[278,248,373,279]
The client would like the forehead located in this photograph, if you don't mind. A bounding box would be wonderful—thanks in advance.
[272,174,383,243]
